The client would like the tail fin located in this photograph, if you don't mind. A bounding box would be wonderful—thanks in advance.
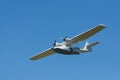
[80,41,99,52]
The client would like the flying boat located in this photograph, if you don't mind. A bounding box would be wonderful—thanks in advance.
[30,24,105,60]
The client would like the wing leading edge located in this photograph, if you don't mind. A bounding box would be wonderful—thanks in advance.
[30,24,105,60]
[30,48,55,60]
[66,24,105,46]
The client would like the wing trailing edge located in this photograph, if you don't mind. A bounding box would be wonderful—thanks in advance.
[30,48,55,60]
[66,24,105,46]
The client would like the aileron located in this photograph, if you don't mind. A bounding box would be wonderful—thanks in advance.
[30,48,55,60]
[29,24,105,60]
[67,24,105,46]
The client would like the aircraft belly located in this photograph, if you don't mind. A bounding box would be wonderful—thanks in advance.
[53,48,79,55]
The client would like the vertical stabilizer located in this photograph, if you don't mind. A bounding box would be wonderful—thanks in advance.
[80,41,99,52]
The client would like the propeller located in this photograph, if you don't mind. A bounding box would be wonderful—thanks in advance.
[53,40,57,46]
[63,36,68,41]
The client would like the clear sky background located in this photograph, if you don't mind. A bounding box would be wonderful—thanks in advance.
[0,0,120,80]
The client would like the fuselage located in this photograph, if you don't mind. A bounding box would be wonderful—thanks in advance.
[53,43,80,55]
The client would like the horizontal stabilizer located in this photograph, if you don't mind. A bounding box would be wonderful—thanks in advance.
[81,41,99,52]
[88,41,99,47]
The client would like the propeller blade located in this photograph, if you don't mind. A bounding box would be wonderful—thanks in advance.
[63,36,68,41]
[53,40,57,46]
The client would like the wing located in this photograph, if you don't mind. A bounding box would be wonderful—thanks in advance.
[30,48,55,60]
[66,24,105,46]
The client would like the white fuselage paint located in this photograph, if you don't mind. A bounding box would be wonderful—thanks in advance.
[53,43,80,55]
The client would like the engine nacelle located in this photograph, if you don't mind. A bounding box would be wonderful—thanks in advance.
[63,36,68,41]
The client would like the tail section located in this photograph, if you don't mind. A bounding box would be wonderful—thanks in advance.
[80,41,99,53]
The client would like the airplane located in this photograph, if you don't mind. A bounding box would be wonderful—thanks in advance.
[30,24,105,60]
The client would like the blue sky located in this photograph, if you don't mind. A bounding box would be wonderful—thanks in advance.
[0,0,120,80]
